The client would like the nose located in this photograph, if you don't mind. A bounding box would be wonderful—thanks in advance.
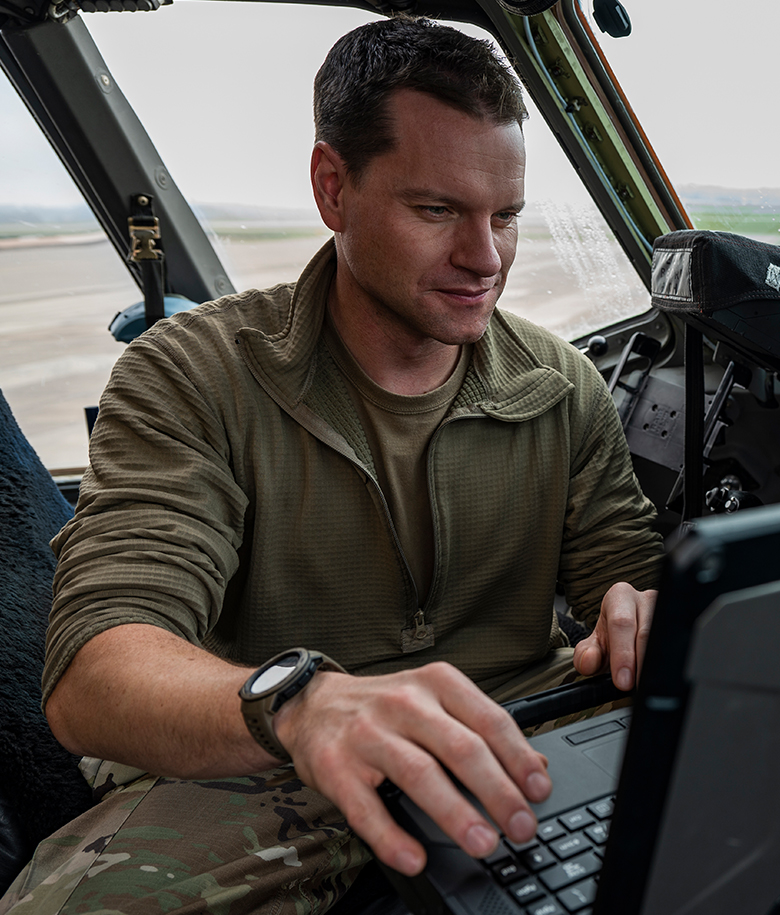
[451,217,504,278]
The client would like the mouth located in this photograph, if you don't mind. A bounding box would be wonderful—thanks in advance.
[437,286,496,305]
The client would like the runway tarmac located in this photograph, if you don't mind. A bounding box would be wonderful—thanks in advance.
[0,225,648,471]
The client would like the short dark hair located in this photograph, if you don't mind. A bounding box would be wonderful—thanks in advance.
[313,16,527,183]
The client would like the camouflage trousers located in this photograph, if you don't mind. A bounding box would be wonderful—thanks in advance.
[0,648,627,915]
[0,764,371,915]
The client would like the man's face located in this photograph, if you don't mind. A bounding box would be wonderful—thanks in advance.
[330,88,526,351]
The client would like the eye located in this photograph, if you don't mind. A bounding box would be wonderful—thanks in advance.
[494,210,520,225]
[418,205,450,218]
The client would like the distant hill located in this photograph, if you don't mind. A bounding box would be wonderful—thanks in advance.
[195,203,320,225]
[0,202,96,228]
[2,190,779,240]
[0,202,321,238]
[677,185,780,211]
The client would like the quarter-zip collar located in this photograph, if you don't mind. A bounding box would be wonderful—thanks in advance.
[237,239,574,442]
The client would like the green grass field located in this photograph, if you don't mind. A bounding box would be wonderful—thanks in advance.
[688,208,780,239]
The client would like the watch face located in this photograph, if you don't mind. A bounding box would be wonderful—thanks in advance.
[248,652,301,697]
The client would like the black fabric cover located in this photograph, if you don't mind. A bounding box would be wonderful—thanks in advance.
[651,230,780,370]
[0,388,92,890]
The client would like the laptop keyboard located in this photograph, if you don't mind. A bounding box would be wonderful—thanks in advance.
[480,794,614,915]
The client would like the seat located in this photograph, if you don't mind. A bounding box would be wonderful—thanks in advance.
[0,388,93,896]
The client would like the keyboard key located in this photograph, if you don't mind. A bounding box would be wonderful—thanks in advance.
[550,833,590,860]
[491,859,527,886]
[539,852,601,892]
[508,875,545,904]
[525,898,566,915]
[537,818,566,842]
[587,797,614,820]
[483,842,515,866]
[506,836,540,855]
[520,846,557,871]
[559,807,595,831]
[557,877,598,912]
[584,822,609,845]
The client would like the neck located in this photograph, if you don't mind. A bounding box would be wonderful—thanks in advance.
[327,281,461,397]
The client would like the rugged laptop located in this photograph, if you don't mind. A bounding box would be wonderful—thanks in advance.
[384,505,780,915]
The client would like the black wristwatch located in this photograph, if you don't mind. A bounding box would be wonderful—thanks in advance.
[239,648,345,762]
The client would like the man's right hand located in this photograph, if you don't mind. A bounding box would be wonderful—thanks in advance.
[274,661,551,876]
[47,627,551,877]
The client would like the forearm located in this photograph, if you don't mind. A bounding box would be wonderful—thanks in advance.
[45,623,278,779]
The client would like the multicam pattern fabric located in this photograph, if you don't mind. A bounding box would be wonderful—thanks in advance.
[0,767,371,915]
[0,650,629,915]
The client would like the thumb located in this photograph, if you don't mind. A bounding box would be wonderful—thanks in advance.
[573,637,604,676]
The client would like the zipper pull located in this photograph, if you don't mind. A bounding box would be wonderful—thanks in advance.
[401,608,435,653]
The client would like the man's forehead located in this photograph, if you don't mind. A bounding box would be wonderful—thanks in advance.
[385,87,523,137]
[376,90,525,190]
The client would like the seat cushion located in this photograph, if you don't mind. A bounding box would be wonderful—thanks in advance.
[0,389,93,887]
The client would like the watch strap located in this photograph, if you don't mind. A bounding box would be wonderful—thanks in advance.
[241,651,345,762]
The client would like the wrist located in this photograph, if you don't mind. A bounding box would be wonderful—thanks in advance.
[239,649,345,762]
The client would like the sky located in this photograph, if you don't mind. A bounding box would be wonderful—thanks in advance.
[1,0,778,211]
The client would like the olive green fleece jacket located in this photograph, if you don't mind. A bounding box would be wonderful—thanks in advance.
[43,241,663,705]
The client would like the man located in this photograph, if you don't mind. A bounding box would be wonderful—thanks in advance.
[1,16,661,915]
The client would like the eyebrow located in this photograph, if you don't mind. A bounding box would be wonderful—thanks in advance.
[403,188,526,213]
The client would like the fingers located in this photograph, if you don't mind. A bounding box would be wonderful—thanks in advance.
[572,636,606,678]
[276,663,552,872]
[577,583,658,691]
[376,665,550,856]
[326,770,430,875]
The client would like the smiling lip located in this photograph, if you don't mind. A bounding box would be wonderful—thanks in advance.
[438,286,495,303]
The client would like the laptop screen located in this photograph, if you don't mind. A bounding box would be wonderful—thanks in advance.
[597,503,780,914]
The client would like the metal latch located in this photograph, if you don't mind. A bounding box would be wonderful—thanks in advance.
[128,196,163,263]
[127,193,165,328]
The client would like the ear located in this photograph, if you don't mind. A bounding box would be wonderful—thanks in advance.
[311,141,347,234]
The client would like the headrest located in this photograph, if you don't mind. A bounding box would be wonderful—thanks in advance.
[651,230,780,371]
[652,230,780,316]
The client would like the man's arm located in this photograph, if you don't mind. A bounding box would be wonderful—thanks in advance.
[46,623,552,877]
[46,625,271,779]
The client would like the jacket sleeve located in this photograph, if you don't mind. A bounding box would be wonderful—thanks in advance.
[557,364,664,629]
[43,334,249,707]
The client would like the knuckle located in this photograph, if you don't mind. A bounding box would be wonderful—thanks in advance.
[608,609,636,631]
[480,704,516,743]
[444,729,482,766]
[395,749,441,787]
[637,619,653,639]
[388,683,422,716]
[344,795,376,836]
[421,660,458,685]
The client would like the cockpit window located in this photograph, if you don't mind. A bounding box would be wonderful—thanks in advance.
[2,1,668,470]
[85,2,650,340]
[584,0,779,245]
[0,76,139,471]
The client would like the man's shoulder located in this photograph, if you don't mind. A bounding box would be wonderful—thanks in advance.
[136,240,336,361]
[489,308,600,383]
[149,283,297,347]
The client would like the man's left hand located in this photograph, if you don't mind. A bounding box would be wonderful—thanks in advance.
[572,582,657,691]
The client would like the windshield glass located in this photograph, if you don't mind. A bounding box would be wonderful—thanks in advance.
[1,1,650,470]
[583,0,779,244]
[83,2,649,337]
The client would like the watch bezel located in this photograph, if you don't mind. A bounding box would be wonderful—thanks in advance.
[239,648,322,713]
